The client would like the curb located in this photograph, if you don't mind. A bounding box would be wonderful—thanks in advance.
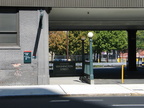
[66,93,144,97]
[0,93,144,97]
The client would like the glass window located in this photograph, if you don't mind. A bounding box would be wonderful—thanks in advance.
[0,13,18,46]
[0,34,17,43]
[0,14,17,31]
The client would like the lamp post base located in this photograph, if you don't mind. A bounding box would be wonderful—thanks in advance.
[79,75,94,85]
[90,79,94,85]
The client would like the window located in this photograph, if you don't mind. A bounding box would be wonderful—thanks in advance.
[0,12,18,46]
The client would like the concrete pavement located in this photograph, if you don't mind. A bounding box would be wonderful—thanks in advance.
[0,77,144,97]
[0,84,144,97]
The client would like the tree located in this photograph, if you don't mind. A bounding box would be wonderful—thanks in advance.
[112,31,128,51]
[93,30,127,62]
[136,30,144,58]
[49,31,89,60]
[49,31,67,60]
[137,30,144,51]
[49,31,128,62]
[93,31,106,62]
[69,31,89,55]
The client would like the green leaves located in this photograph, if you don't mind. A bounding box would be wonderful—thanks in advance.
[49,31,67,55]
[49,30,128,56]
[68,31,89,55]
[93,30,127,53]
[136,30,144,51]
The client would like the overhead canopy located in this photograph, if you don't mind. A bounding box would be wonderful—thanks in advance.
[1,0,144,30]
[0,0,144,8]
[49,8,144,30]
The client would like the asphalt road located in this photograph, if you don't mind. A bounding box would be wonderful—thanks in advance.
[1,96,144,108]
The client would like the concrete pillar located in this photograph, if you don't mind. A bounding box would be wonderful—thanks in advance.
[37,10,49,85]
[127,30,137,71]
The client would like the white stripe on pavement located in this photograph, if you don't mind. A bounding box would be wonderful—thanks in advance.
[112,104,144,107]
[83,99,103,102]
[50,100,70,103]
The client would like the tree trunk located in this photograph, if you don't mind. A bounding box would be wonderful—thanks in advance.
[96,52,98,62]
[99,53,102,62]
[106,51,109,62]
[94,52,96,62]
[51,52,53,61]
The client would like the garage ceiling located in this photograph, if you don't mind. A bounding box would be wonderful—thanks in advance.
[49,8,144,30]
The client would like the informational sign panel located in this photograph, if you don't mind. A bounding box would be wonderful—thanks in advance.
[24,51,31,63]
[53,62,75,76]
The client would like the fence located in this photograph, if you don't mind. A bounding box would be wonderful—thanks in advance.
[50,54,117,62]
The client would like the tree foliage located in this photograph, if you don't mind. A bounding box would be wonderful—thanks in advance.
[137,30,144,51]
[92,30,127,61]
[69,31,89,55]
[49,31,128,61]
[49,31,67,55]
[93,30,127,53]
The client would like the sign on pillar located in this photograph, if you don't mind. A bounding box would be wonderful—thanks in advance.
[24,51,31,63]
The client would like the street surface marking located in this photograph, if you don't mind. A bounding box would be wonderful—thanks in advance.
[50,100,70,103]
[112,104,144,107]
[83,99,103,102]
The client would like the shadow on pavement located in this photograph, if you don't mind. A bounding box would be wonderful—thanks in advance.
[93,66,144,84]
[0,95,112,108]
[94,67,144,79]
[50,66,144,84]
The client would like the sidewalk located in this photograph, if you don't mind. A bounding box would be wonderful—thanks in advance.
[0,84,144,97]
[0,77,144,97]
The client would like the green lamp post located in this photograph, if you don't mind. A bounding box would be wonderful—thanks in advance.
[88,32,94,82]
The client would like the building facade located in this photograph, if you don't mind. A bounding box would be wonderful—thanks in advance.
[0,7,49,85]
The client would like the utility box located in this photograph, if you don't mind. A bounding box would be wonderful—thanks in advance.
[24,51,31,63]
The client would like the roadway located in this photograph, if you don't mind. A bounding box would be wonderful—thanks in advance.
[1,96,144,108]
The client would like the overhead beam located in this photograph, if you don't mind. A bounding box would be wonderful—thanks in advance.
[0,0,144,8]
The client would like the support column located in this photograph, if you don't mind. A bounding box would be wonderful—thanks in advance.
[37,10,49,85]
[127,30,137,71]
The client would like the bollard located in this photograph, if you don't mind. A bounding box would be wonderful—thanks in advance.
[121,65,125,84]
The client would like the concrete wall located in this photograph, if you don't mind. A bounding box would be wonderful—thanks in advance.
[0,0,144,8]
[0,9,49,86]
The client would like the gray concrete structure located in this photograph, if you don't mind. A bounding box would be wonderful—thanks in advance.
[0,8,49,85]
[0,0,144,7]
[0,0,144,85]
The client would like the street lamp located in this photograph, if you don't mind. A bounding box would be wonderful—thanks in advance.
[81,36,86,77]
[88,32,94,82]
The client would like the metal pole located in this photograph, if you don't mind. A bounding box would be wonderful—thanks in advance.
[89,38,94,80]
[66,31,69,61]
[82,40,85,76]
[121,65,124,84]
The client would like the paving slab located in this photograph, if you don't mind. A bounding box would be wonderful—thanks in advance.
[50,77,89,85]
[120,84,144,95]
[60,84,135,96]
